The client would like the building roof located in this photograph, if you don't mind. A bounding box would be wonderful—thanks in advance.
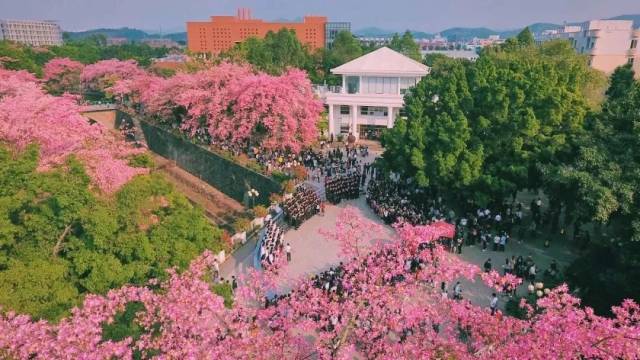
[331,47,430,76]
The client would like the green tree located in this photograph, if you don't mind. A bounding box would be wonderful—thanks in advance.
[382,58,483,192]
[0,145,225,321]
[233,29,312,76]
[0,40,43,75]
[389,31,422,62]
[557,66,640,314]
[382,38,603,206]
[422,53,448,67]
[321,31,363,85]
[516,27,535,47]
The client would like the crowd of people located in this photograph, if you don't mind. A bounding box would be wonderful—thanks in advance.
[366,177,451,226]
[325,172,362,204]
[259,219,286,270]
[312,263,346,297]
[366,175,545,259]
[304,145,371,182]
[282,184,321,228]
[242,143,371,178]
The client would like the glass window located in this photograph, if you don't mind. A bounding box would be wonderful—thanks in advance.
[360,106,388,116]
[346,76,359,94]
[631,40,638,49]
[628,57,635,66]
[340,105,350,115]
[375,77,384,94]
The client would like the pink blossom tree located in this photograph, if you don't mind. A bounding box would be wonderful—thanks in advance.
[43,57,84,95]
[81,59,146,95]
[226,69,323,153]
[111,62,322,153]
[1,209,638,359]
[0,68,147,193]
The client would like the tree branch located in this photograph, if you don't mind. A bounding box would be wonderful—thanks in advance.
[52,223,72,256]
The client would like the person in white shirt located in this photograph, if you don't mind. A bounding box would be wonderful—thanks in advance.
[453,282,462,300]
[285,243,292,262]
[499,234,507,251]
[490,293,499,315]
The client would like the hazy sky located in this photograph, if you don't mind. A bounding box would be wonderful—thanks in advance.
[1,0,638,33]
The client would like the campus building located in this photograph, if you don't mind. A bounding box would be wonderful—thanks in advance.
[186,8,327,53]
[320,47,430,140]
[0,19,63,46]
[325,22,351,48]
[538,20,640,75]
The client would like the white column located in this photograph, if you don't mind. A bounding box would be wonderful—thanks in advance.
[387,106,394,128]
[397,77,401,95]
[341,76,346,93]
[328,104,335,138]
[351,104,358,140]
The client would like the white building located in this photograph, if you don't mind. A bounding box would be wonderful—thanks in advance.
[322,47,430,140]
[537,20,640,75]
[421,49,479,61]
[0,20,63,46]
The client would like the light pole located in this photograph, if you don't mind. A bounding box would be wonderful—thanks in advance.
[247,188,259,208]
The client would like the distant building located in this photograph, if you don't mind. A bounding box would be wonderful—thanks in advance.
[187,8,327,53]
[537,20,640,75]
[318,47,430,140]
[106,37,129,46]
[357,36,391,47]
[468,35,505,48]
[422,49,479,61]
[152,54,190,71]
[0,19,63,46]
[325,22,351,48]
[140,38,180,48]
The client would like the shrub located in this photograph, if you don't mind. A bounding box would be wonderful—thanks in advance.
[232,217,252,233]
[292,165,307,181]
[253,205,269,218]
[283,180,296,194]
[212,283,234,308]
[128,153,155,168]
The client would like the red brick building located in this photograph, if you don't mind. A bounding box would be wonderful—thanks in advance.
[187,8,327,53]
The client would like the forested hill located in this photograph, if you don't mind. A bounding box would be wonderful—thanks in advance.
[65,27,187,43]
[65,14,639,44]
[354,13,639,40]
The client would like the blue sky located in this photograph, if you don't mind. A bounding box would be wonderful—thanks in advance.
[1,0,638,33]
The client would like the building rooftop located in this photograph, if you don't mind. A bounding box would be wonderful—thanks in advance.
[331,47,430,76]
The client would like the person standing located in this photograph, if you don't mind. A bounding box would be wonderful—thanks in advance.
[440,281,448,299]
[285,243,292,262]
[212,259,220,281]
[484,258,492,273]
[490,293,499,315]
[232,276,238,292]
[453,282,462,300]
[528,263,536,282]
[503,258,512,275]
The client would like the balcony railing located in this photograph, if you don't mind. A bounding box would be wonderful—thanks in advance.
[313,85,342,97]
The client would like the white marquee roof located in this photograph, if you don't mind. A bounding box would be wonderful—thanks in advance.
[331,47,430,76]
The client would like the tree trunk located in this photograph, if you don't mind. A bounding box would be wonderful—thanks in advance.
[52,223,72,256]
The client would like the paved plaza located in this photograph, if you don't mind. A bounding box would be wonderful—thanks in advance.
[219,146,576,312]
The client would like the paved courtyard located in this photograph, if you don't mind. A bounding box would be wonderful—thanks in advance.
[219,146,577,312]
